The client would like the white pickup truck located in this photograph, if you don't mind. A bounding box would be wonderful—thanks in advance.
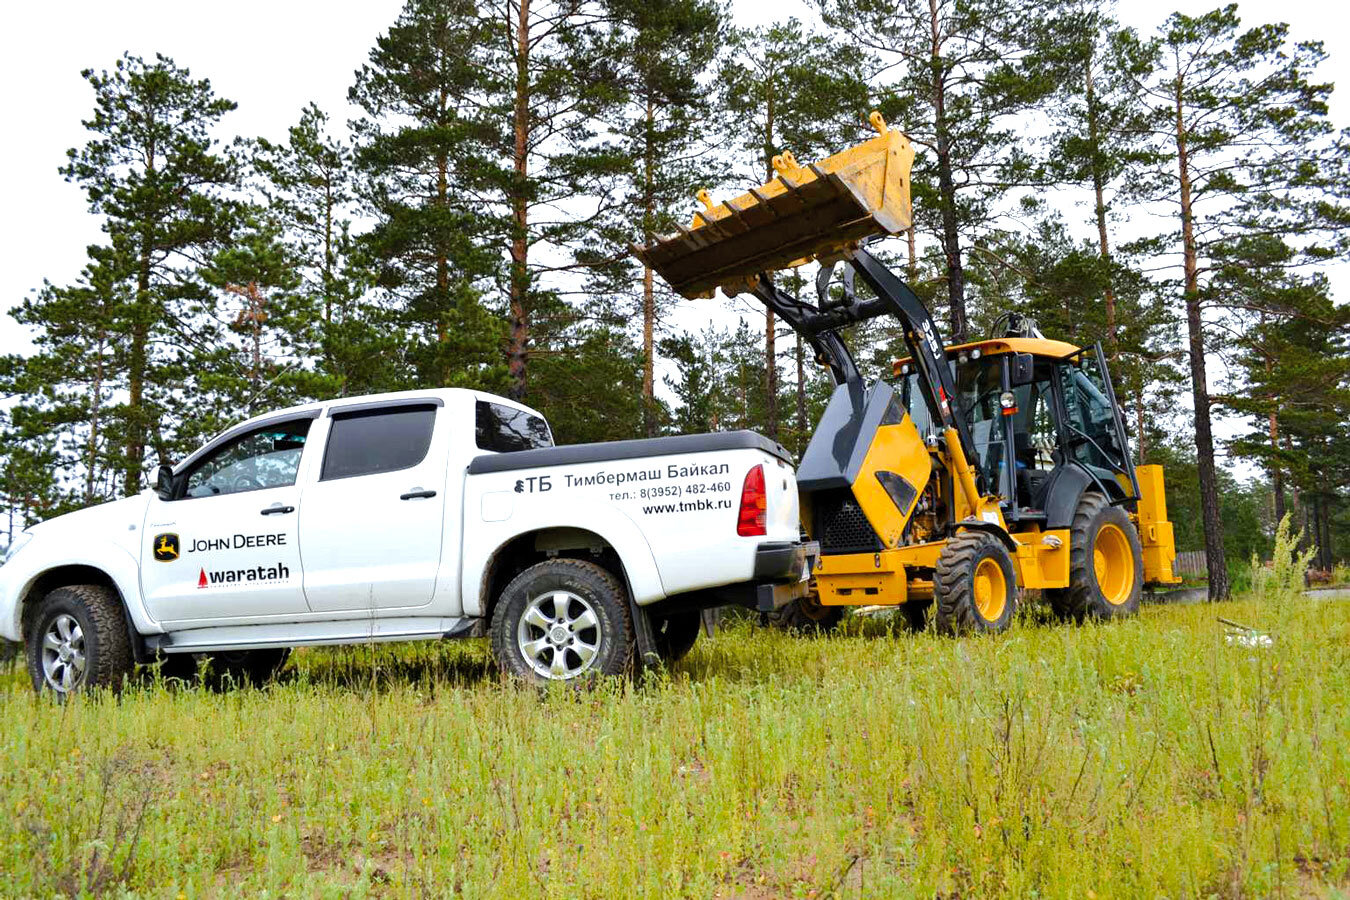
[0,389,816,693]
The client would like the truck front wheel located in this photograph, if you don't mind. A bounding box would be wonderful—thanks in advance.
[491,559,634,683]
[26,585,133,696]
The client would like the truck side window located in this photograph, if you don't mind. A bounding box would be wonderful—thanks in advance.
[182,419,312,499]
[475,401,554,452]
[321,405,436,481]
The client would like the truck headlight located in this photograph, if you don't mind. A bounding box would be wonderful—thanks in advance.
[1,531,34,568]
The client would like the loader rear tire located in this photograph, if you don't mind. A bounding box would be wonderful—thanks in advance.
[934,531,1017,634]
[1048,493,1142,622]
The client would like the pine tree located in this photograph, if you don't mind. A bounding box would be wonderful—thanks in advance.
[817,0,1051,342]
[717,19,871,439]
[53,53,239,495]
[476,0,628,402]
[597,0,724,437]
[1126,6,1350,599]
[349,0,507,394]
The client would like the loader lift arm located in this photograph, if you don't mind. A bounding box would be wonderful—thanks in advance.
[749,248,981,490]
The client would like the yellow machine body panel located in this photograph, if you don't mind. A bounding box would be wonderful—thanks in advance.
[1135,464,1182,585]
[852,415,932,549]
[892,337,1081,374]
[633,113,914,300]
[814,526,1073,606]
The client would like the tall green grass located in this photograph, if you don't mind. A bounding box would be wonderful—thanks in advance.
[2,593,1347,898]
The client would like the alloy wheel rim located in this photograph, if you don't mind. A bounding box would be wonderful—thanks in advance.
[972,558,1007,622]
[1093,523,1134,605]
[517,590,601,680]
[41,614,87,693]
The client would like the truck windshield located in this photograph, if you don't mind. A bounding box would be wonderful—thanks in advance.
[476,401,554,452]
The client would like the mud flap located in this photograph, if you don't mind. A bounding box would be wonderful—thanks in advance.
[629,595,661,674]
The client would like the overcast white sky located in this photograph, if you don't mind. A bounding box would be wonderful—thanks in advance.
[1,0,1345,465]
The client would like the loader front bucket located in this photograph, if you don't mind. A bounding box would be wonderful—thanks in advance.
[633,112,914,299]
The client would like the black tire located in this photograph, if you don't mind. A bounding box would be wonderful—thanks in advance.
[200,648,291,689]
[934,531,1018,634]
[652,611,701,663]
[26,584,133,696]
[490,558,633,683]
[765,595,844,633]
[1047,492,1143,622]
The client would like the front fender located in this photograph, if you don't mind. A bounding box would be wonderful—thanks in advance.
[0,541,155,644]
[460,502,665,618]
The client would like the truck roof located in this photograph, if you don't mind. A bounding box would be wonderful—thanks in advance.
[174,388,547,474]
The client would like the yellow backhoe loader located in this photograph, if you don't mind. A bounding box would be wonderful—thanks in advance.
[634,113,1181,632]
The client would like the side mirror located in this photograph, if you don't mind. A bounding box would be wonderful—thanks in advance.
[154,464,177,501]
[1010,352,1035,387]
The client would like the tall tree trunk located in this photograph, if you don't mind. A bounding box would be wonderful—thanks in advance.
[323,178,334,325]
[1174,77,1228,601]
[906,225,917,281]
[125,247,151,497]
[507,0,531,401]
[1264,351,1286,525]
[763,96,778,439]
[1085,51,1118,354]
[796,332,806,455]
[642,97,657,437]
[87,329,105,503]
[929,0,965,342]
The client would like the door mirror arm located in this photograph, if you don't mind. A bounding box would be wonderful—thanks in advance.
[154,464,179,501]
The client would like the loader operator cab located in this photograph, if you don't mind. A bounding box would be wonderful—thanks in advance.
[897,338,1138,523]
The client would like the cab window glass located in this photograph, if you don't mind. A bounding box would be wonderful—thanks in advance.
[955,356,1010,497]
[183,420,311,499]
[321,405,436,481]
[1059,351,1125,471]
[475,401,553,452]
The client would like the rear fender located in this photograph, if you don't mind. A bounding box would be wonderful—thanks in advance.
[461,506,664,618]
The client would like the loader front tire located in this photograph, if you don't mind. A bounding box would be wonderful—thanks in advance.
[934,531,1017,634]
[1048,492,1142,622]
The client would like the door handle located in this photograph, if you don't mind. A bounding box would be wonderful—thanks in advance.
[260,505,295,515]
[400,490,437,500]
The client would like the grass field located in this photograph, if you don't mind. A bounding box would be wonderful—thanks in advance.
[2,593,1348,898]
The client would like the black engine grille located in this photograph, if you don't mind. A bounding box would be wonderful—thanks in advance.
[814,490,882,554]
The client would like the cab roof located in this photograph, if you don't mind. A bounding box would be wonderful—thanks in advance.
[891,337,1081,375]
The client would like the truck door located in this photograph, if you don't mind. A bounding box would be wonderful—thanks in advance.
[140,416,314,626]
[299,400,450,613]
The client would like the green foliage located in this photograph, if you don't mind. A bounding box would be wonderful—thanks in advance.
[3,601,1349,895]
[1249,514,1316,604]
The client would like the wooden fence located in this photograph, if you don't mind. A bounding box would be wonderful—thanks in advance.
[1174,550,1207,577]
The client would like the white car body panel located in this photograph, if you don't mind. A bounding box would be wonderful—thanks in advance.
[0,388,805,651]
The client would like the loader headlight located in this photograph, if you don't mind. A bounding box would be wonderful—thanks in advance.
[999,391,1017,410]
[1,530,34,568]
[971,348,981,359]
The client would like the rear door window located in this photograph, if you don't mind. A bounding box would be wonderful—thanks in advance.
[321,405,437,481]
[475,401,553,452]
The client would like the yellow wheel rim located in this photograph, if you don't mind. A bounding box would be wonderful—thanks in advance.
[1093,523,1134,605]
[972,558,1007,622]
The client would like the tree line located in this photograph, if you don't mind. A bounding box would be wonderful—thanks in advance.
[2,0,1348,597]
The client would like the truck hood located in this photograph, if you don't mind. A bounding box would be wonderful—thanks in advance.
[27,493,151,558]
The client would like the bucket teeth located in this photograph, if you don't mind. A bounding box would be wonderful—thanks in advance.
[633,118,914,299]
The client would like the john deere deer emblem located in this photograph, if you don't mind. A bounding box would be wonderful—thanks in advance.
[153,533,180,562]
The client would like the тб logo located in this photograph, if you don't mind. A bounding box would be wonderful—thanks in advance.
[153,533,180,562]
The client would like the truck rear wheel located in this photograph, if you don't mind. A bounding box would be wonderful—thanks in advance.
[934,531,1018,634]
[652,611,701,663]
[491,559,633,683]
[1048,492,1143,622]
[26,584,133,696]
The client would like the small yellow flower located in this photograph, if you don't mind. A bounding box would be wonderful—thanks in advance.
[271,814,283,823]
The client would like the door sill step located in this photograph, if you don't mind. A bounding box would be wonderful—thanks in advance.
[145,616,475,654]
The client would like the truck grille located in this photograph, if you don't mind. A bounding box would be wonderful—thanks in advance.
[814,490,882,555]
